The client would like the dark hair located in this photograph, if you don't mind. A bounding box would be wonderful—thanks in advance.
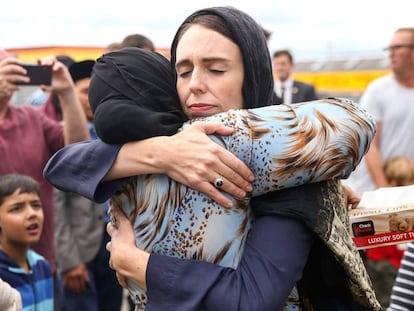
[69,60,95,84]
[170,6,276,109]
[121,34,155,51]
[272,49,294,64]
[0,174,40,205]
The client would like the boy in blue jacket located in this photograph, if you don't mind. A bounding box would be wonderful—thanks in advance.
[0,173,53,310]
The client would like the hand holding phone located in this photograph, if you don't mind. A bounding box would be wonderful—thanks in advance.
[16,64,52,86]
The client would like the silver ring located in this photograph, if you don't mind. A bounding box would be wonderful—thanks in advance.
[214,176,224,188]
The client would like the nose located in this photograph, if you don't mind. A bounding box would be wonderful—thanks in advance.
[26,204,40,218]
[188,68,206,93]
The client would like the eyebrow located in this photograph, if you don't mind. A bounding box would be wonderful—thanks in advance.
[175,57,231,70]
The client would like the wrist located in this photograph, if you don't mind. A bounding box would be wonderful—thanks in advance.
[56,83,76,99]
[148,136,171,173]
[109,136,172,179]
[119,247,149,288]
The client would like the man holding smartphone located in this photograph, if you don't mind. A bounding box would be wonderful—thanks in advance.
[0,49,89,310]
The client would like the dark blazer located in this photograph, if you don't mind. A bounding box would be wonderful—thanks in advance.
[291,80,318,103]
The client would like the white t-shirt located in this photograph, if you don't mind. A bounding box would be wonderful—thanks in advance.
[347,74,414,194]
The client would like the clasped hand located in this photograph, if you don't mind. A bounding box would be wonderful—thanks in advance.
[156,121,254,207]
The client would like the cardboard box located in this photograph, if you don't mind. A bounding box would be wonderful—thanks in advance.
[348,185,414,249]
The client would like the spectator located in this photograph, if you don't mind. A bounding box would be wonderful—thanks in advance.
[347,27,414,311]
[120,33,154,51]
[348,27,414,194]
[0,173,53,310]
[272,49,318,104]
[104,42,122,53]
[366,156,414,308]
[0,49,89,310]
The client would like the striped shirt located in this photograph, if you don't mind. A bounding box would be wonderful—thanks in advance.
[388,242,414,310]
[0,249,53,311]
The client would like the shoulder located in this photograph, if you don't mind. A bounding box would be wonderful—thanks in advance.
[360,74,394,105]
[293,80,314,89]
[366,74,394,90]
[26,249,51,270]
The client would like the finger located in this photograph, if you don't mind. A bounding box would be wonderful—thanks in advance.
[196,122,254,177]
[39,56,56,66]
[198,181,234,207]
[106,241,112,252]
[194,121,234,136]
[67,279,80,294]
[349,198,360,210]
[194,122,255,188]
[219,149,254,183]
[210,174,246,201]
[84,270,90,283]
[116,272,128,288]
[5,73,30,85]
[211,163,253,198]
[111,204,129,229]
[74,278,84,293]
[106,222,114,235]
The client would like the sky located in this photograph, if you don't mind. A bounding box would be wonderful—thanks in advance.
[1,0,413,60]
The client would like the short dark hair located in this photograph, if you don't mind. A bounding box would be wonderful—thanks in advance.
[121,34,155,51]
[272,49,294,64]
[0,174,40,205]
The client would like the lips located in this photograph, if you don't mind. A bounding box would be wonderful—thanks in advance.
[26,223,40,234]
[188,103,216,117]
[189,103,214,110]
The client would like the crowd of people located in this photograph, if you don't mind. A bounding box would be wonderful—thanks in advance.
[0,6,413,311]
[347,27,414,310]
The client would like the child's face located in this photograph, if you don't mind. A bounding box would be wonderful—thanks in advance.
[0,190,43,248]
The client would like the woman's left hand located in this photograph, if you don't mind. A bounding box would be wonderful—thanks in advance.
[106,203,150,289]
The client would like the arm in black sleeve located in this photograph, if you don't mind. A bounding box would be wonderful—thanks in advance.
[146,215,314,311]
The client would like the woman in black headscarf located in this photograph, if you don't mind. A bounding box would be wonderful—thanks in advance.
[45,6,380,311]
[89,48,186,143]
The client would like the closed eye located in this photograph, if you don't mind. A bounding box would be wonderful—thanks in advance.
[209,69,225,74]
[178,70,192,78]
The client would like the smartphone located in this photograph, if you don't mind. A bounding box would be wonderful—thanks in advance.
[17,64,52,86]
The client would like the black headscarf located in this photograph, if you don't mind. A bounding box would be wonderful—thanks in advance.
[90,47,187,144]
[170,6,277,109]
